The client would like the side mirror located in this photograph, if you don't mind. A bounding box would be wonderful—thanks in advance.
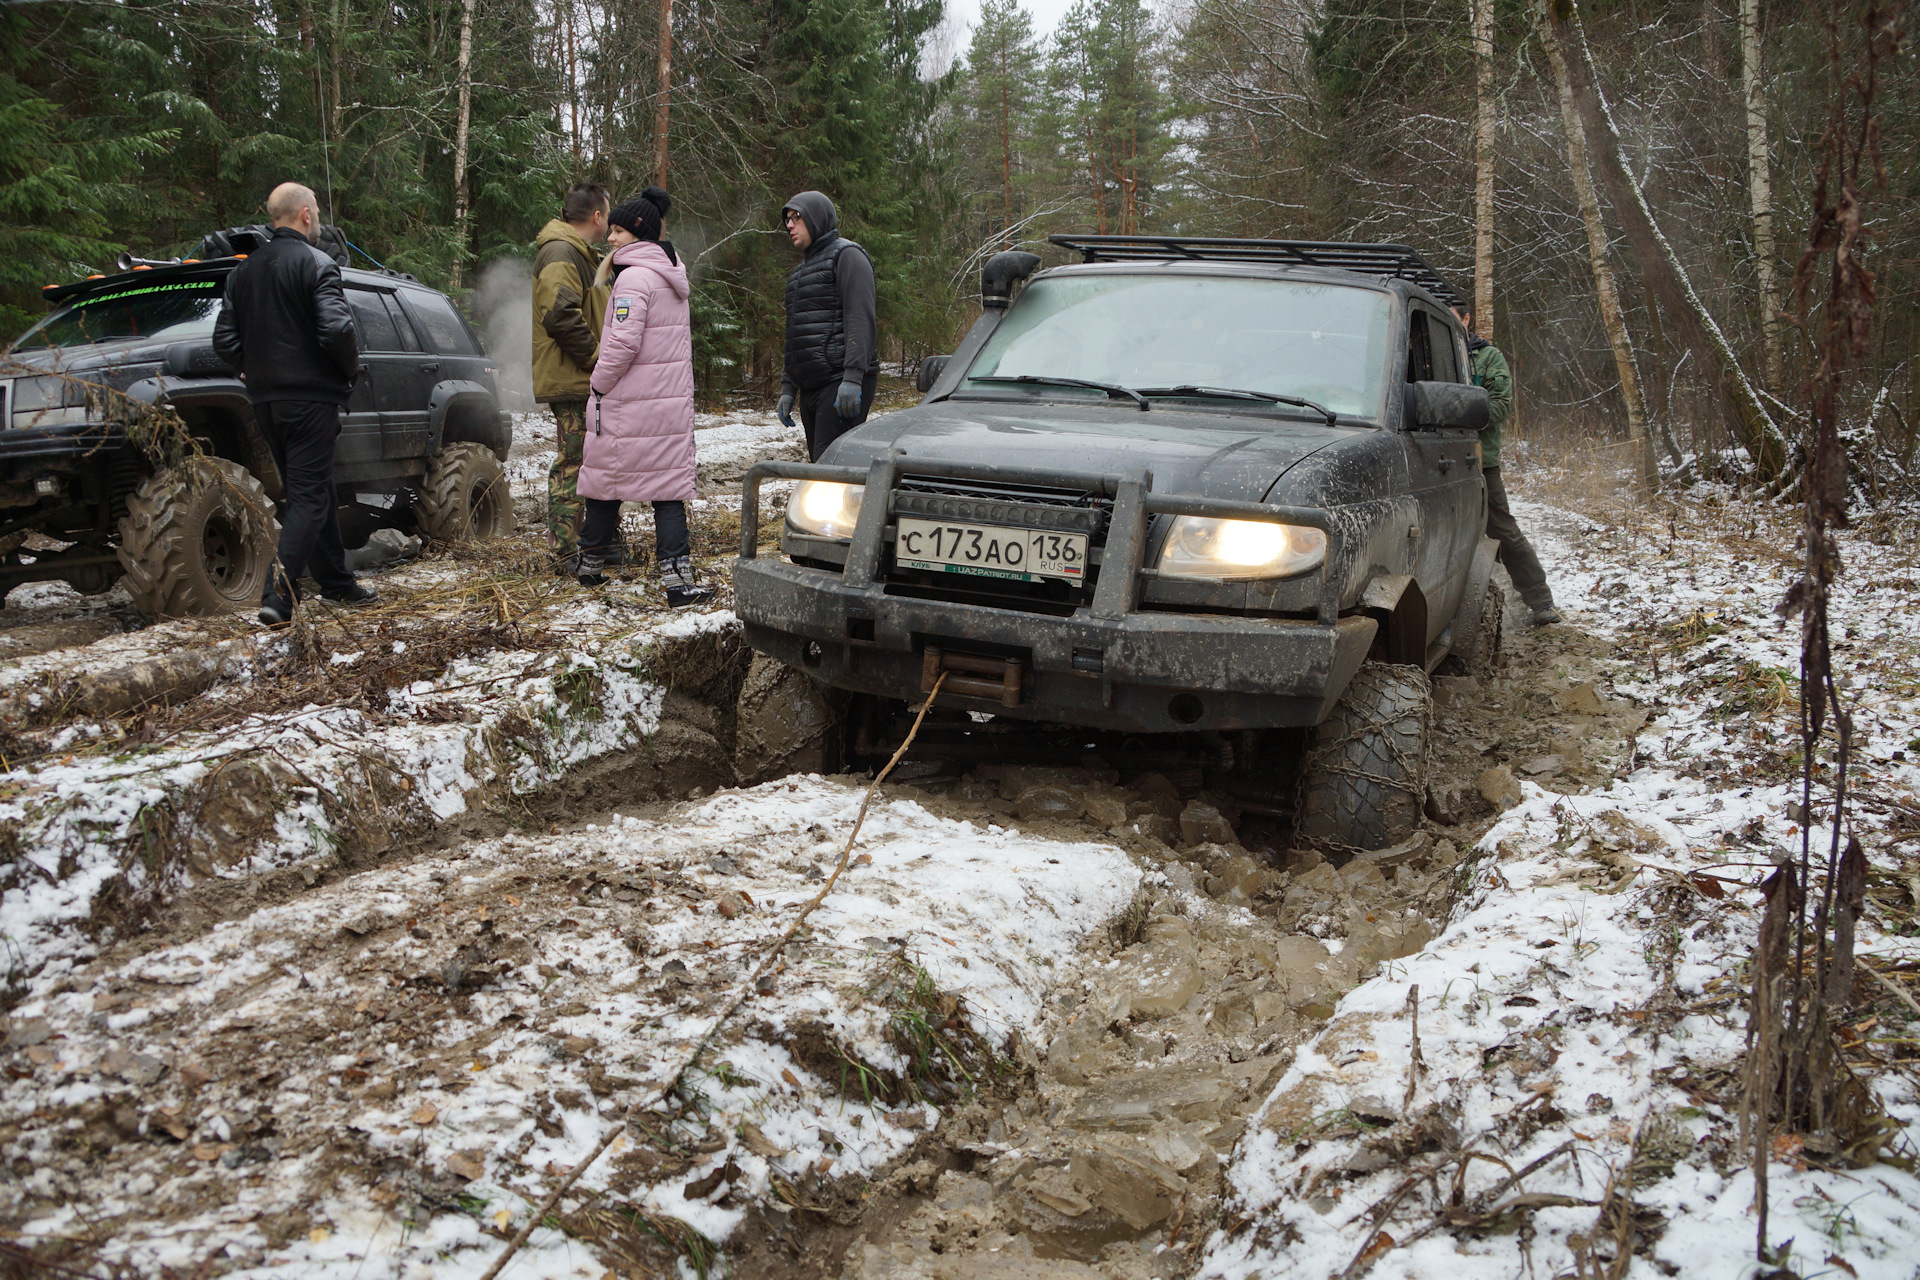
[1403,381,1489,431]
[916,355,950,394]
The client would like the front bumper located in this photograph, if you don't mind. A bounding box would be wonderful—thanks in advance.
[732,453,1376,733]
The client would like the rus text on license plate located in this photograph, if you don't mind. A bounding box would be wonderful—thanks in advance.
[894,518,1087,583]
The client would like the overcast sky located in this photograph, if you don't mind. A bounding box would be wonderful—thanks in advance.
[924,0,1082,75]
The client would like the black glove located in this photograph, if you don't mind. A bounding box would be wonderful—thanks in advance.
[777,392,795,429]
[835,380,863,420]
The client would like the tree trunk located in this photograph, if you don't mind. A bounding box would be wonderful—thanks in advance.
[1641,279,1689,468]
[449,0,474,291]
[1537,0,1658,490]
[1740,0,1783,392]
[1545,0,1787,480]
[653,0,674,185]
[1471,0,1496,339]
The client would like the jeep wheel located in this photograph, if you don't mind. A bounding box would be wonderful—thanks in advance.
[1295,663,1431,857]
[1441,576,1506,680]
[734,653,848,784]
[117,458,279,617]
[416,443,512,542]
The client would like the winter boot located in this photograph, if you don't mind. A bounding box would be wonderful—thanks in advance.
[659,554,715,609]
[576,551,610,588]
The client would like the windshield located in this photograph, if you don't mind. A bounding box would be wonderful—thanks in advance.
[12,278,224,351]
[962,274,1393,420]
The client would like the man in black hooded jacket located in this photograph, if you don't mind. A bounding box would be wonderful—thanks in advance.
[213,181,374,624]
[777,191,878,460]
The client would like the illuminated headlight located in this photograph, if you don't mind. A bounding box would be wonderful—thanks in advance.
[1156,516,1327,580]
[787,481,864,540]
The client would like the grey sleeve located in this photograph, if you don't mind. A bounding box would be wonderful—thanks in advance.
[836,246,877,382]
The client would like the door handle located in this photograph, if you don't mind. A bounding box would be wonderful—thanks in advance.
[1438,458,1453,474]
[421,362,440,373]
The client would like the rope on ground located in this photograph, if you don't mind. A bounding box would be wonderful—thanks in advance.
[476,671,951,1280]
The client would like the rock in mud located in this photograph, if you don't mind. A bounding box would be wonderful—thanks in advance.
[1068,1143,1185,1229]
[1116,942,1201,1018]
[1082,791,1130,830]
[1013,785,1083,821]
[1066,1065,1234,1130]
[1178,800,1236,847]
[1476,764,1522,811]
[734,653,844,784]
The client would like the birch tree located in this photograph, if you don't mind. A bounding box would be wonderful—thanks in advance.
[1741,0,1783,392]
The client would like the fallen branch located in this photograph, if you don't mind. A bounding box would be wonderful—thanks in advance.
[476,671,951,1280]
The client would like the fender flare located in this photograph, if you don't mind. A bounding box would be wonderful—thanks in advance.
[429,381,507,460]
[124,376,282,500]
[1359,572,1427,666]
[1447,536,1501,666]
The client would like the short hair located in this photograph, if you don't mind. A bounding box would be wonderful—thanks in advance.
[563,183,611,223]
[266,182,320,225]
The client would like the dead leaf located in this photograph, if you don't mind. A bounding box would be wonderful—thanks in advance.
[192,1143,230,1162]
[309,1227,331,1244]
[411,1104,438,1125]
[504,894,521,907]
[852,854,872,866]
[781,1068,801,1089]
[369,1185,399,1207]
[1357,1231,1396,1266]
[814,1156,833,1174]
[447,1151,486,1181]
[739,1122,786,1158]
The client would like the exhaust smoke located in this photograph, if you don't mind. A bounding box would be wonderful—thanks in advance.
[472,257,534,411]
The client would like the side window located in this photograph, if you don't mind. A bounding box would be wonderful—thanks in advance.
[1426,312,1459,382]
[1405,311,1434,383]
[398,291,479,356]
[381,294,423,351]
[347,288,401,351]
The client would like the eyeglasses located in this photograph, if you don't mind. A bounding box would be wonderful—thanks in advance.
[783,212,803,225]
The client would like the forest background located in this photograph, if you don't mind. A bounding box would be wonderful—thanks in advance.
[2,0,1914,493]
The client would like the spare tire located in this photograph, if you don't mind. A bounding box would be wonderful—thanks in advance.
[1296,663,1431,858]
[415,442,513,542]
[117,457,278,618]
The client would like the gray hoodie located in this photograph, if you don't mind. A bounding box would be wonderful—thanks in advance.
[780,191,878,396]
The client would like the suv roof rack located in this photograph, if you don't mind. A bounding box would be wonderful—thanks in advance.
[1047,235,1465,309]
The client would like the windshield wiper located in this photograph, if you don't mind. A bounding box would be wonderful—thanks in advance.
[968,374,1149,411]
[1136,385,1339,426]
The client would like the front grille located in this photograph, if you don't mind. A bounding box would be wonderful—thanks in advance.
[893,474,1112,540]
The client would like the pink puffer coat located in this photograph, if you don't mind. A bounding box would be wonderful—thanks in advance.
[581,240,696,502]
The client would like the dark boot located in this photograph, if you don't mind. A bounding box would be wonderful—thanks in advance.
[659,554,714,609]
[577,551,609,588]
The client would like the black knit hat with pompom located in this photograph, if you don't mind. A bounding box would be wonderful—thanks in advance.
[609,186,671,242]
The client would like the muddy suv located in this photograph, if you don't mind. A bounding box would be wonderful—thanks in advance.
[733,237,1505,855]
[1,225,513,616]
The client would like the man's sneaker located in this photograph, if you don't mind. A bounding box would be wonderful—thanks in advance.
[659,555,714,609]
[258,596,293,627]
[1530,604,1564,627]
[322,582,378,605]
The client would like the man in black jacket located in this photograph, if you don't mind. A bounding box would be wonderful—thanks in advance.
[213,182,375,625]
[777,191,878,460]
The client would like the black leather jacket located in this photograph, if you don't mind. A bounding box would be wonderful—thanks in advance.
[213,226,359,405]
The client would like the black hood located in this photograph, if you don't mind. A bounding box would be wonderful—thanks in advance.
[783,191,839,255]
[822,401,1350,504]
[1466,334,1490,352]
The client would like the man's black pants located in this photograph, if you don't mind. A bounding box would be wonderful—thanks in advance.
[258,400,354,604]
[1483,466,1553,610]
[797,372,877,461]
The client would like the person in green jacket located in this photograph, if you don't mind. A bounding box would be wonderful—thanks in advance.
[1454,306,1561,627]
[532,183,612,570]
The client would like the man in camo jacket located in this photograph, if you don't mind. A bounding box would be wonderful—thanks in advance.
[532,183,611,570]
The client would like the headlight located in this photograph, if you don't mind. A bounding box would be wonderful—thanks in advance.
[9,376,88,430]
[14,406,92,429]
[787,481,864,540]
[1156,516,1326,580]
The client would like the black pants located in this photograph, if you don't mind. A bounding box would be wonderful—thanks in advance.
[258,400,353,603]
[580,498,690,563]
[797,372,877,461]
[1483,466,1553,609]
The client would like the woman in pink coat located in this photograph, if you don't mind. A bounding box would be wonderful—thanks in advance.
[577,188,713,607]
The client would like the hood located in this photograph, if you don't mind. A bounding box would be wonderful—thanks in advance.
[611,240,690,299]
[823,402,1351,503]
[2,338,159,376]
[1465,334,1489,352]
[783,191,838,254]
[536,217,598,260]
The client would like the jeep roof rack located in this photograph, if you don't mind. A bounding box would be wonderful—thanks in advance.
[1047,235,1466,309]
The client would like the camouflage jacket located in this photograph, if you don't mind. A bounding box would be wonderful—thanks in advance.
[1467,337,1513,469]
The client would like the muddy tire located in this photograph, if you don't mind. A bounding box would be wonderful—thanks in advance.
[1441,576,1506,680]
[734,653,848,785]
[1296,663,1431,857]
[415,442,512,542]
[117,458,279,618]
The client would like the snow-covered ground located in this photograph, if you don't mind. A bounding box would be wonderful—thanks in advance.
[1199,487,1920,1279]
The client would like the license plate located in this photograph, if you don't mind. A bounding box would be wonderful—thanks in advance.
[895,518,1087,583]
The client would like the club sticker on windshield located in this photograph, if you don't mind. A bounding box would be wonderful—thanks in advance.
[614,297,633,322]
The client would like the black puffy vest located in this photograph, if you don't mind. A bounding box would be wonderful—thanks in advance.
[784,234,856,389]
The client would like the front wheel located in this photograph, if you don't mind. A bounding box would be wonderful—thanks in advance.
[1295,663,1432,858]
[117,457,279,618]
[415,442,512,542]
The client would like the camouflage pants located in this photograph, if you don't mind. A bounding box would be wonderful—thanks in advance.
[546,400,587,557]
